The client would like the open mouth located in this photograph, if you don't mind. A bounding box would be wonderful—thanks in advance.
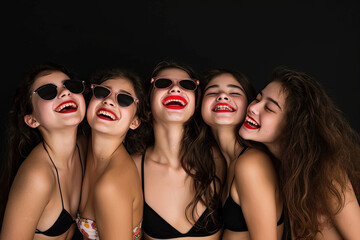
[212,103,235,112]
[55,100,78,113]
[162,96,188,109]
[243,115,260,129]
[96,108,117,121]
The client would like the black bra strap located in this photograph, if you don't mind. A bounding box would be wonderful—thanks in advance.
[76,144,84,180]
[141,152,146,198]
[238,146,247,158]
[43,142,64,209]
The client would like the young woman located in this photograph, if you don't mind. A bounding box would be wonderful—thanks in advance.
[0,62,87,240]
[76,68,146,240]
[200,69,284,240]
[239,66,360,240]
[132,61,225,240]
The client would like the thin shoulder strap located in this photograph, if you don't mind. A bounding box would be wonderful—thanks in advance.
[76,144,84,179]
[141,152,145,198]
[43,142,65,209]
[238,146,247,158]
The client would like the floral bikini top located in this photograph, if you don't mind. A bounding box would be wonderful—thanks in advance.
[76,215,142,240]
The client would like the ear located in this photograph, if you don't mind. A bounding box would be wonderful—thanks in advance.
[129,116,141,130]
[24,114,40,128]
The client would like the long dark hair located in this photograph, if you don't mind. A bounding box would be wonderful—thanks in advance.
[0,62,79,227]
[145,60,222,231]
[271,66,360,239]
[86,67,150,155]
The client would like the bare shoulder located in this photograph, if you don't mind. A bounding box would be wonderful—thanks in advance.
[95,156,138,200]
[234,148,277,182]
[93,167,135,210]
[10,146,55,200]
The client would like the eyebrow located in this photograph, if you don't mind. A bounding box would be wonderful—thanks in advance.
[119,90,132,95]
[260,92,282,110]
[204,84,245,93]
[103,85,133,95]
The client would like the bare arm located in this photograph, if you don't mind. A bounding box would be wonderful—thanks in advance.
[94,171,134,240]
[328,180,360,239]
[234,149,280,240]
[0,162,52,240]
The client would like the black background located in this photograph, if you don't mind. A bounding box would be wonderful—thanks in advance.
[1,0,359,156]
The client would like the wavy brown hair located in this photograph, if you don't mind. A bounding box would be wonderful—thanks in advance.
[144,60,222,232]
[0,62,81,227]
[270,66,360,239]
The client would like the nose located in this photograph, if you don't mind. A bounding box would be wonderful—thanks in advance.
[58,85,71,98]
[216,92,229,101]
[168,81,181,93]
[102,93,116,107]
[248,100,260,115]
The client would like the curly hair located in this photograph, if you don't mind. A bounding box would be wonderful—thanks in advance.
[0,62,80,227]
[270,66,360,239]
[144,60,222,232]
[85,67,151,155]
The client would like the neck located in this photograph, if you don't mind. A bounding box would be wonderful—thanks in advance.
[40,127,78,164]
[265,143,281,159]
[211,125,242,166]
[91,130,125,162]
[151,121,184,167]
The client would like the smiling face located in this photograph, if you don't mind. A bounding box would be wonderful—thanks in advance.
[150,68,196,124]
[239,81,287,154]
[86,78,140,137]
[201,73,248,129]
[25,71,86,131]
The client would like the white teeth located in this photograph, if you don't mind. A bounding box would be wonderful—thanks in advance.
[214,105,233,111]
[56,102,77,112]
[246,116,259,126]
[164,99,186,106]
[98,110,116,120]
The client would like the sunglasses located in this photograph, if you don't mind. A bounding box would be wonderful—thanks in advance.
[151,77,199,91]
[32,80,85,100]
[91,84,139,107]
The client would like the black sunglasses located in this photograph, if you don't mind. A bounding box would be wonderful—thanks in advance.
[91,84,139,107]
[151,77,199,91]
[32,80,85,100]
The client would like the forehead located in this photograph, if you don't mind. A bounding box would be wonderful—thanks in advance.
[32,71,69,90]
[262,81,286,106]
[156,68,191,79]
[206,73,243,89]
[102,78,135,93]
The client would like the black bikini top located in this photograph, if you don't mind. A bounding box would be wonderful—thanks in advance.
[35,142,83,236]
[222,147,284,231]
[141,153,222,239]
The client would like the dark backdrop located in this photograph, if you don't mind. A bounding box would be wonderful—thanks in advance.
[1,0,359,156]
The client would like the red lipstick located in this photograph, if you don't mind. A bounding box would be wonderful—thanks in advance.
[55,100,78,113]
[96,108,118,121]
[162,96,188,110]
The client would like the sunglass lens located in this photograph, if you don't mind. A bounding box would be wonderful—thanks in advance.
[179,80,197,90]
[93,86,111,99]
[117,94,134,107]
[64,80,84,94]
[36,84,58,100]
[154,78,173,88]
